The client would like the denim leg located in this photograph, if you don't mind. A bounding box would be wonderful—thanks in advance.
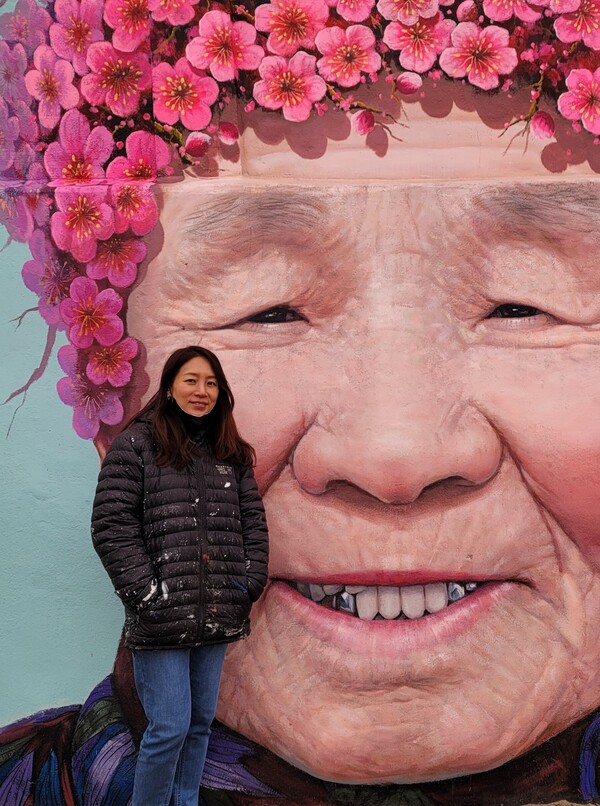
[170,643,227,806]
[132,648,192,806]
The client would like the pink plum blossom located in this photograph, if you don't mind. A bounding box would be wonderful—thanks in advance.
[110,181,158,236]
[186,10,264,82]
[25,45,79,130]
[395,70,423,92]
[49,0,104,76]
[12,101,39,144]
[255,0,329,57]
[483,0,541,21]
[0,99,19,172]
[0,182,33,241]
[153,58,219,131]
[23,163,52,229]
[530,110,556,138]
[0,164,50,241]
[104,0,150,52]
[351,109,375,134]
[106,131,171,180]
[21,228,75,326]
[86,337,138,387]
[0,42,30,103]
[44,108,113,185]
[377,0,438,26]
[60,276,124,349]
[254,51,326,121]
[87,232,147,287]
[81,42,152,118]
[315,25,381,88]
[535,0,579,13]
[10,141,36,180]
[0,0,51,56]
[555,0,600,47]
[438,22,518,90]
[335,0,374,22]
[0,166,50,236]
[149,0,199,27]
[558,67,600,134]
[383,14,455,72]
[51,186,114,262]
[57,345,124,439]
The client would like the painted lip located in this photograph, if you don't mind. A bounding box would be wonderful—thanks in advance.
[266,578,521,657]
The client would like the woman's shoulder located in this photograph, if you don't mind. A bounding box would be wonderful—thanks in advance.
[107,418,154,454]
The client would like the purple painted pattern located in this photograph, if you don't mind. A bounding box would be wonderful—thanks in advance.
[203,727,279,796]
[84,730,135,805]
[80,675,112,714]
[0,750,33,806]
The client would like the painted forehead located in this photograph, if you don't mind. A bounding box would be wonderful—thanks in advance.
[161,180,600,243]
[145,181,600,319]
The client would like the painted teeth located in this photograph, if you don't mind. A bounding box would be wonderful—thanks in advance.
[292,581,481,620]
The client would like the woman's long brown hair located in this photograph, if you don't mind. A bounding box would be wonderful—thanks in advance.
[123,346,256,470]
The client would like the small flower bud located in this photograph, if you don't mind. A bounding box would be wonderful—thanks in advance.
[530,110,556,139]
[351,109,375,136]
[457,0,478,20]
[218,122,240,145]
[395,72,423,94]
[184,131,212,158]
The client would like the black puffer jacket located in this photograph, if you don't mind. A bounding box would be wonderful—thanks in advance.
[91,417,269,649]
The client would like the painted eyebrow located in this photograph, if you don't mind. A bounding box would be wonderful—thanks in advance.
[166,187,354,302]
[179,190,327,245]
[471,183,600,252]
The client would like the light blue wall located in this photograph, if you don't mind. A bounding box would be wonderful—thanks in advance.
[0,236,123,725]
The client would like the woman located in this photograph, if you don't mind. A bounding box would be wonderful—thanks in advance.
[91,345,269,806]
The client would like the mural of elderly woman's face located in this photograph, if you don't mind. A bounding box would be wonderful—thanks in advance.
[123,103,600,785]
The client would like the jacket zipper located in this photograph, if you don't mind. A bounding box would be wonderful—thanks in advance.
[193,456,207,643]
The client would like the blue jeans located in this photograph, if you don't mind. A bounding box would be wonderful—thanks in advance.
[132,643,227,806]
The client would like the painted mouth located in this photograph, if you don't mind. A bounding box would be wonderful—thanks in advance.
[286,580,482,621]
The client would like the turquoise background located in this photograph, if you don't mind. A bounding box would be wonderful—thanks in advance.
[0,236,123,724]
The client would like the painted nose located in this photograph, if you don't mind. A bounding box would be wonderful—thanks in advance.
[292,351,502,505]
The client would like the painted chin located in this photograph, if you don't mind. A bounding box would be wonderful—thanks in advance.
[220,579,571,784]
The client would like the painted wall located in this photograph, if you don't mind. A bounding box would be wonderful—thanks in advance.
[2,0,600,803]
[0,238,121,722]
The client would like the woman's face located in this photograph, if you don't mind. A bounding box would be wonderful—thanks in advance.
[126,175,600,784]
[169,356,219,417]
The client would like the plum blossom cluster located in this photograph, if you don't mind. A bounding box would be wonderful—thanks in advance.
[2,0,600,437]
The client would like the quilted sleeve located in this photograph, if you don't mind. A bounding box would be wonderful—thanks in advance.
[237,464,269,603]
[91,431,159,612]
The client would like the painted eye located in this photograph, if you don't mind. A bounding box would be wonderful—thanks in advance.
[488,303,542,319]
[246,306,306,324]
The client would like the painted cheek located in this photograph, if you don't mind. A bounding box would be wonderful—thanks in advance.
[473,345,600,567]
[491,394,600,568]
[221,353,312,493]
[519,443,600,567]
